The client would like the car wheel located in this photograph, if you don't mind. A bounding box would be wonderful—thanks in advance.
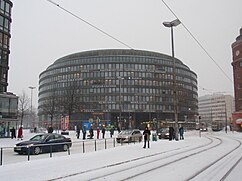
[63,144,68,151]
[139,137,142,142]
[33,147,41,155]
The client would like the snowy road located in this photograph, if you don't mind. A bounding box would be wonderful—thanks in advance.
[1,131,242,181]
[56,134,242,181]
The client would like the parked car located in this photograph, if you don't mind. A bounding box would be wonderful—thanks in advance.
[157,127,170,139]
[29,127,46,133]
[116,129,142,143]
[14,133,72,155]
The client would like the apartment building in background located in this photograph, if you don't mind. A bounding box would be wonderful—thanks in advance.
[198,94,234,127]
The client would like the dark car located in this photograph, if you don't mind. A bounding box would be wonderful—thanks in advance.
[14,133,72,155]
[157,128,169,139]
[116,129,142,143]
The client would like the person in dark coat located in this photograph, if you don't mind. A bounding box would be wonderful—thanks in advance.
[76,125,80,139]
[82,125,87,140]
[143,127,151,148]
[47,125,53,133]
[102,126,106,139]
[117,126,121,133]
[89,127,94,139]
[179,126,184,140]
[169,127,174,141]
[10,127,16,139]
[110,127,114,138]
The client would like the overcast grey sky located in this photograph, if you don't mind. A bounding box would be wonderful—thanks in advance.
[8,0,242,108]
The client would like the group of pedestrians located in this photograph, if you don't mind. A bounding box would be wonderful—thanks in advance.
[74,124,184,149]
[168,126,184,141]
[76,125,107,140]
[10,126,23,140]
[143,126,184,149]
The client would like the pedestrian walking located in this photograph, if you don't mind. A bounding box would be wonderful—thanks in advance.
[89,126,94,139]
[47,125,53,133]
[143,127,151,148]
[102,126,106,139]
[179,126,184,140]
[117,126,121,133]
[82,125,86,140]
[169,127,174,141]
[10,127,16,139]
[76,125,80,139]
[17,126,23,140]
[97,127,100,139]
[110,126,114,138]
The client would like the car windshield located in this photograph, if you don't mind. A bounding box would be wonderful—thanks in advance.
[119,130,132,135]
[160,128,169,132]
[30,134,48,141]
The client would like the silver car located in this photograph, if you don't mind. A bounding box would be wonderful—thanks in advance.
[157,127,169,139]
[116,129,142,143]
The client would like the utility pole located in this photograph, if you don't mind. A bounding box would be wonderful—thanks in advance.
[28,86,36,128]
[163,19,181,141]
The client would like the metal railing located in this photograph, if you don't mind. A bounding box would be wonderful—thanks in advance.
[0,137,142,166]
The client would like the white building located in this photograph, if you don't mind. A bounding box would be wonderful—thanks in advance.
[198,94,234,126]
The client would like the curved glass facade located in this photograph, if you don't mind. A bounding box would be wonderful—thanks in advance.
[38,49,198,129]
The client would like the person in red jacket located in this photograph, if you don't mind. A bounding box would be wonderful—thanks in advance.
[97,127,100,139]
[17,126,23,140]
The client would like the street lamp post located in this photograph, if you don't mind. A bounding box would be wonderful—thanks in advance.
[163,19,181,141]
[224,103,228,133]
[28,86,36,128]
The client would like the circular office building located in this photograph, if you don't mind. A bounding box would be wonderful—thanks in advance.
[38,49,198,130]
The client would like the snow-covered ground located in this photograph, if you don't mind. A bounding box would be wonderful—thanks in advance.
[1,129,242,181]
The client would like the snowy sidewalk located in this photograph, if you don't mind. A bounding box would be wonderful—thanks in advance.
[0,131,209,181]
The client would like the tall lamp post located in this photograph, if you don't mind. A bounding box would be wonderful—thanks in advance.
[29,86,36,128]
[224,103,228,133]
[163,19,181,141]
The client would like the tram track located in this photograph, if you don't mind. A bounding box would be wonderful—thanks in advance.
[118,136,223,181]
[48,136,219,181]
[187,136,242,181]
[220,145,242,181]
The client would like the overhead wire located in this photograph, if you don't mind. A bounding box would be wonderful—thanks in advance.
[198,86,218,94]
[199,85,233,95]
[46,0,134,49]
[47,0,232,85]
[160,0,232,83]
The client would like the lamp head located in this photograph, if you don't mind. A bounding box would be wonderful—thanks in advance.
[28,86,36,89]
[163,19,181,27]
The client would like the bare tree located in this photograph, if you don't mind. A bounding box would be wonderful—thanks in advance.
[60,81,80,120]
[24,107,38,128]
[18,91,30,126]
[40,91,60,127]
